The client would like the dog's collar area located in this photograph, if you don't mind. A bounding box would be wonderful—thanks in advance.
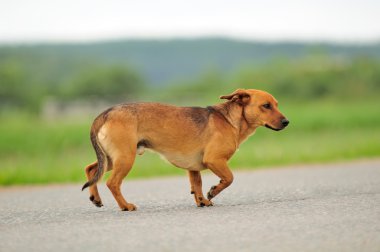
[265,124,281,131]
[206,106,216,113]
[207,105,237,129]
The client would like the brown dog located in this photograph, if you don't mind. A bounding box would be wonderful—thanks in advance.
[82,89,289,210]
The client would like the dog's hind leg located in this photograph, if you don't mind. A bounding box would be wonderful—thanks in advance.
[188,171,213,207]
[85,161,103,207]
[107,153,136,211]
[102,122,138,211]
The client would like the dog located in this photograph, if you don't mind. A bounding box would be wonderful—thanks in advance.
[82,89,289,211]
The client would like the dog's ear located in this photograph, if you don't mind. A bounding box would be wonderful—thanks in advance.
[220,89,250,105]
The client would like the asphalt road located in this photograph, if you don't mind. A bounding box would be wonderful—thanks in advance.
[1,160,380,252]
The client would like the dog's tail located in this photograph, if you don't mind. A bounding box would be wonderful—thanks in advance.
[82,124,108,191]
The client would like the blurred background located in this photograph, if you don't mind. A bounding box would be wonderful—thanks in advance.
[1,0,379,185]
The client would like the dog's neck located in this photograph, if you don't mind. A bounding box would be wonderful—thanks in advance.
[212,102,258,146]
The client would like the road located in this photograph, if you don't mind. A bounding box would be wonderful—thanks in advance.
[1,160,380,252]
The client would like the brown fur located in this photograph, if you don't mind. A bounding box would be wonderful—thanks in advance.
[83,89,289,210]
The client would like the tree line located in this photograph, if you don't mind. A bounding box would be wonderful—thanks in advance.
[1,53,379,112]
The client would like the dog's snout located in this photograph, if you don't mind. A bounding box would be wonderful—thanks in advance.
[281,118,289,127]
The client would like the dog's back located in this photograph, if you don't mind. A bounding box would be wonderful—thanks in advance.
[95,102,214,146]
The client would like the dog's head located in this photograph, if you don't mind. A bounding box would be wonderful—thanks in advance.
[220,88,289,131]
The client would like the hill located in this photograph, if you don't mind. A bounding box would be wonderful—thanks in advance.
[1,38,380,85]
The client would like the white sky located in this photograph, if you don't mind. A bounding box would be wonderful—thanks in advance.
[0,0,379,44]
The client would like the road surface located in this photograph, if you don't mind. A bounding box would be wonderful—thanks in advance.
[1,160,380,252]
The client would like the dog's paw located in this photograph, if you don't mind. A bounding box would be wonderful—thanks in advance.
[89,195,103,207]
[197,198,213,207]
[207,186,217,200]
[121,203,137,211]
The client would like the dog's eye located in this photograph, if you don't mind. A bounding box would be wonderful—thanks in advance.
[263,103,271,109]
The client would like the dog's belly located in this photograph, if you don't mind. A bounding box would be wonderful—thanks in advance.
[159,151,205,171]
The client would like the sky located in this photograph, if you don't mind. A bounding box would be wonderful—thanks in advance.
[0,0,379,44]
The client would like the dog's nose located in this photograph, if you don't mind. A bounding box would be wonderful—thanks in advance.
[281,119,289,127]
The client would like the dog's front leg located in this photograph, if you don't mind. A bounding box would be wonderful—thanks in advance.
[188,171,213,207]
[203,159,234,200]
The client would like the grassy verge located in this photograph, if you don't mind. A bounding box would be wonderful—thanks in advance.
[1,99,379,185]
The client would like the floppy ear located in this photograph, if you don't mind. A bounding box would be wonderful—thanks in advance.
[220,89,250,105]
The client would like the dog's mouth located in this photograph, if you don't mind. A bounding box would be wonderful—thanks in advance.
[265,124,282,131]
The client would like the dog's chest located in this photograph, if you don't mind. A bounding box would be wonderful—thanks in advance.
[159,151,205,171]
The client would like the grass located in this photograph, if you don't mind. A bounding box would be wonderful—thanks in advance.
[1,99,380,185]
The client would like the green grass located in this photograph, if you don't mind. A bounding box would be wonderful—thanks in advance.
[1,99,380,185]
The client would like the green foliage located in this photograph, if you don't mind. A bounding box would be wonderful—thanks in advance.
[163,68,229,104]
[166,55,380,102]
[62,65,145,101]
[0,59,44,111]
[0,61,27,105]
[240,55,380,100]
[1,40,380,111]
